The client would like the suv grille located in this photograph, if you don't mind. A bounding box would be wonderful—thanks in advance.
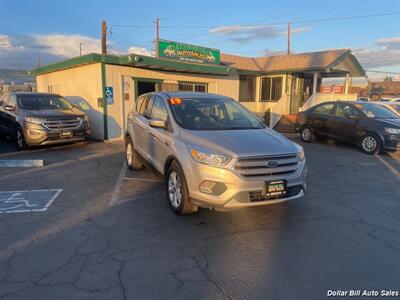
[43,118,82,130]
[235,154,298,179]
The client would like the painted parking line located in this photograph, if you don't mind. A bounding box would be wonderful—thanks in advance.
[0,189,62,213]
[123,177,163,183]
[0,160,44,167]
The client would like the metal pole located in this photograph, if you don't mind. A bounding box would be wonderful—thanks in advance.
[287,22,291,55]
[155,17,159,57]
[79,43,82,56]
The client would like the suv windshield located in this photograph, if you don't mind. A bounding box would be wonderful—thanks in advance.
[354,103,399,119]
[168,97,265,130]
[18,95,74,110]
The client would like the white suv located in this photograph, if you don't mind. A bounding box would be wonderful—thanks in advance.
[125,92,307,215]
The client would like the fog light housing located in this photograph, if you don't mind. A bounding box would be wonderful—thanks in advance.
[27,130,41,136]
[198,180,227,195]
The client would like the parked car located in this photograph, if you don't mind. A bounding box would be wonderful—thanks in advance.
[0,92,90,150]
[125,92,307,215]
[296,101,400,154]
[372,101,400,117]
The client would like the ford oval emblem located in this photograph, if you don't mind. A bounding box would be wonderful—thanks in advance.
[267,160,279,168]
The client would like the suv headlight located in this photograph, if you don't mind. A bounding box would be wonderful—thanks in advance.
[24,117,43,125]
[384,127,400,135]
[188,145,231,166]
[297,147,305,162]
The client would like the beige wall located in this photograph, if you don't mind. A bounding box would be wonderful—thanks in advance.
[36,63,104,140]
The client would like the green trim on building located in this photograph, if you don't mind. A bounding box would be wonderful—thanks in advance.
[101,62,108,140]
[30,53,234,77]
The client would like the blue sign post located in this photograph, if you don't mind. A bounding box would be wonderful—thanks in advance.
[105,87,114,105]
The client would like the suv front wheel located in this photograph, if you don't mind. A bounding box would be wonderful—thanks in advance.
[125,136,143,170]
[166,161,198,215]
[16,127,27,151]
[360,133,381,155]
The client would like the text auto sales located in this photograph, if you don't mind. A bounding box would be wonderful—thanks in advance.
[327,290,399,297]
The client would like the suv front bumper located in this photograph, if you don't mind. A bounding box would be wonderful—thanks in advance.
[23,123,90,146]
[185,160,307,211]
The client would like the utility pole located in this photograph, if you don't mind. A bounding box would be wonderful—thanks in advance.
[155,17,159,57]
[287,22,291,55]
[37,53,41,68]
[101,20,107,55]
[79,43,83,56]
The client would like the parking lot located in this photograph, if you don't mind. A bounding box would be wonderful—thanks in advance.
[0,135,399,299]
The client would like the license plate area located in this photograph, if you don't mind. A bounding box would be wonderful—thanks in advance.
[60,131,73,138]
[265,180,287,198]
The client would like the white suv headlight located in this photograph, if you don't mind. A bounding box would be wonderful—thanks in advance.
[188,145,231,166]
[384,127,400,135]
[297,148,305,162]
[24,117,43,125]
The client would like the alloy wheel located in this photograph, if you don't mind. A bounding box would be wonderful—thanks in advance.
[168,171,182,208]
[302,128,312,141]
[126,142,133,166]
[362,136,377,153]
[16,130,24,149]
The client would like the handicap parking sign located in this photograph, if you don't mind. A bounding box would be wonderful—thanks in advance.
[0,189,62,213]
[105,87,114,105]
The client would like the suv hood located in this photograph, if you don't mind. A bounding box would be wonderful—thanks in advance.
[379,118,400,128]
[23,108,85,118]
[180,128,299,158]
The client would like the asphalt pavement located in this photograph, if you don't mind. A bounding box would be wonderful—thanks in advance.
[0,136,399,299]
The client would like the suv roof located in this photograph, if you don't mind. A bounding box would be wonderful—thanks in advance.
[149,91,233,101]
[11,92,61,97]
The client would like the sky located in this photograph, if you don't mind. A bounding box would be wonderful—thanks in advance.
[0,0,399,81]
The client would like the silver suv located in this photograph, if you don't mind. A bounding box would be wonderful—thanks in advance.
[125,92,307,215]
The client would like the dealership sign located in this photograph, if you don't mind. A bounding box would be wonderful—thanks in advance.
[157,39,220,65]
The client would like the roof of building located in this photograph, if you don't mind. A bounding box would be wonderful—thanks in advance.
[221,49,358,72]
[30,48,365,77]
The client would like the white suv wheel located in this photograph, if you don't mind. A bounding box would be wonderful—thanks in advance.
[168,171,182,208]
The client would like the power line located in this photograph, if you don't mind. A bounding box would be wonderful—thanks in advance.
[365,70,400,74]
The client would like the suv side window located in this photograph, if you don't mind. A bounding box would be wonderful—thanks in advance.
[9,95,17,108]
[335,103,358,118]
[136,96,145,114]
[143,96,154,119]
[313,103,334,115]
[150,96,168,121]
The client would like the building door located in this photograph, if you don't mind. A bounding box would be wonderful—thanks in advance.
[137,81,157,96]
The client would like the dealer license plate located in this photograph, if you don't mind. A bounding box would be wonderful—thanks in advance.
[265,180,287,198]
[60,131,73,138]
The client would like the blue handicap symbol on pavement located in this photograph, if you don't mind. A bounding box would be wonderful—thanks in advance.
[0,189,62,213]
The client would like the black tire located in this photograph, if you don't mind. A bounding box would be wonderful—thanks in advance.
[15,126,27,151]
[166,161,198,215]
[125,136,143,170]
[300,125,315,143]
[360,133,381,155]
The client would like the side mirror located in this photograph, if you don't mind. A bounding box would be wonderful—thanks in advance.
[149,118,166,129]
[345,112,357,119]
[4,105,15,111]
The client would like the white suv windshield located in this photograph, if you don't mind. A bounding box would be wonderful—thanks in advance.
[169,98,265,130]
[18,95,73,110]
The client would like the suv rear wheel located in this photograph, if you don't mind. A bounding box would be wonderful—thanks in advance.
[360,133,381,155]
[300,126,315,143]
[166,161,198,215]
[125,136,143,170]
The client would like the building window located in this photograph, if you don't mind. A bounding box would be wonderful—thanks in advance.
[261,77,283,101]
[239,75,256,102]
[178,82,208,93]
